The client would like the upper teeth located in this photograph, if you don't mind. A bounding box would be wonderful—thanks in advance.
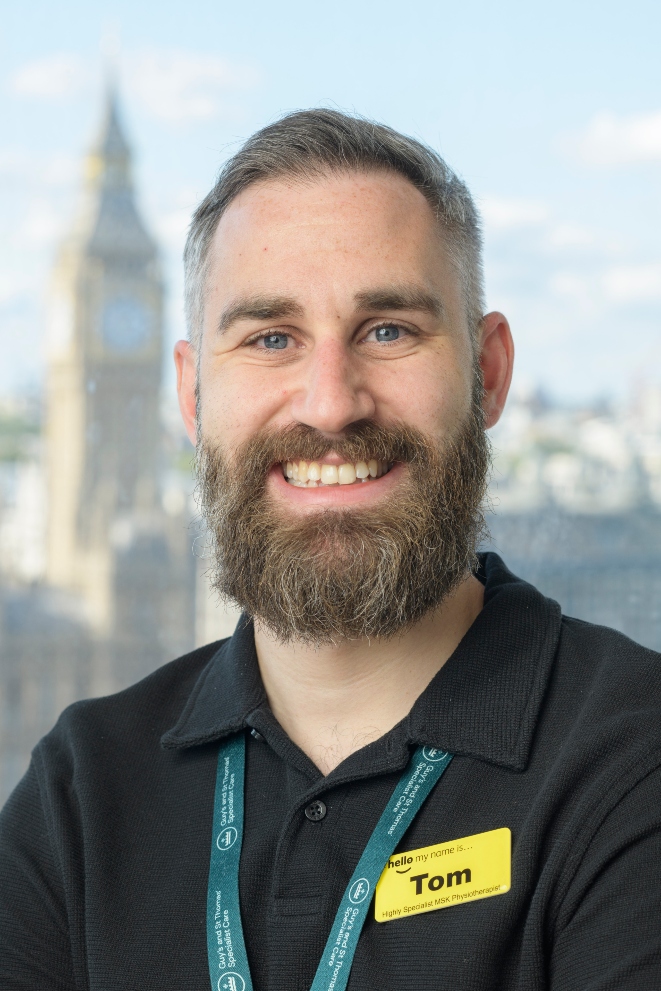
[283,459,390,486]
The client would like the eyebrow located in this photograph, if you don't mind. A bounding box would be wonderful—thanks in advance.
[217,295,304,334]
[354,285,445,319]
[217,284,445,335]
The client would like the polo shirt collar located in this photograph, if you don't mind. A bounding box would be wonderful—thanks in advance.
[161,552,562,772]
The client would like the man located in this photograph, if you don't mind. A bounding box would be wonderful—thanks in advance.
[1,110,660,990]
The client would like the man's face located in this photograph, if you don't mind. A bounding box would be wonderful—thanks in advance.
[176,170,511,641]
[197,171,476,496]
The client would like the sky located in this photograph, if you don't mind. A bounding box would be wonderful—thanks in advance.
[1,0,660,405]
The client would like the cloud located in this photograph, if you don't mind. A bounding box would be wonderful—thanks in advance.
[40,153,79,186]
[10,53,89,101]
[0,149,78,188]
[480,196,548,230]
[20,198,65,247]
[0,275,34,306]
[547,261,661,311]
[544,224,594,250]
[126,49,259,123]
[8,48,259,124]
[603,263,661,302]
[0,149,30,177]
[577,110,661,166]
[548,271,601,315]
[154,208,194,253]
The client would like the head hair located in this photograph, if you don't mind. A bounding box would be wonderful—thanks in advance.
[184,108,485,351]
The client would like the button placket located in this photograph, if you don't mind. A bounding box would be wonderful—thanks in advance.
[267,780,357,915]
[269,789,340,904]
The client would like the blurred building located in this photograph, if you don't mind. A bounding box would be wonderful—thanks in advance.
[484,385,661,652]
[0,92,238,803]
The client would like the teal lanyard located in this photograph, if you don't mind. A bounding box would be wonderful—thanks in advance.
[207,732,453,991]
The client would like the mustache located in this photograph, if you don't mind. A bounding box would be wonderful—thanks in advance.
[221,420,434,478]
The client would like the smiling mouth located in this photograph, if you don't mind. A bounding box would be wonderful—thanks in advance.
[282,459,393,487]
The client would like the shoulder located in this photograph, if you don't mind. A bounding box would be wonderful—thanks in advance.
[31,638,229,779]
[557,613,661,705]
[542,614,661,794]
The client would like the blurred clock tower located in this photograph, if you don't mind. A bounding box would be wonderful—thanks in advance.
[46,88,194,686]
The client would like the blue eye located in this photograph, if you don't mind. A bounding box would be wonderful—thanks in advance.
[263,334,288,349]
[374,325,400,342]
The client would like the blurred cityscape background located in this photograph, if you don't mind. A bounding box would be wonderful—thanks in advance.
[0,91,242,800]
[1,0,660,801]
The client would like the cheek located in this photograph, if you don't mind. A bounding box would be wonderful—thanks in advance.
[379,355,472,436]
[197,361,289,447]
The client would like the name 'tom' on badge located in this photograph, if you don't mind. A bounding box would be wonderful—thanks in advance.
[374,827,511,922]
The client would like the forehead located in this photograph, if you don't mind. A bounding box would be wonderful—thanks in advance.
[207,171,461,309]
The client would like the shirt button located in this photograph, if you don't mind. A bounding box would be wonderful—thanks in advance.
[304,800,327,822]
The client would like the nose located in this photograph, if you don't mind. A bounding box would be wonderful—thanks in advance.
[290,337,376,435]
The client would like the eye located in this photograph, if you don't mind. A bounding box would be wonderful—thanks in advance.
[242,328,302,355]
[365,324,406,344]
[255,333,291,350]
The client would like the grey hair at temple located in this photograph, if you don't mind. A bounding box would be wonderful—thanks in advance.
[183,108,486,352]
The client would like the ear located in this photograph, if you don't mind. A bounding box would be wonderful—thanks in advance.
[478,312,514,429]
[174,340,198,446]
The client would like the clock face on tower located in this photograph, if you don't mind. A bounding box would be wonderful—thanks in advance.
[101,296,151,352]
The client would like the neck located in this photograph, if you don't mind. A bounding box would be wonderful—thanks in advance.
[253,574,484,775]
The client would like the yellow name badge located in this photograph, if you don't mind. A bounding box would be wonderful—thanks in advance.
[374,827,511,922]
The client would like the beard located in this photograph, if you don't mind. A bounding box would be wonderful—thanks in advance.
[196,398,490,644]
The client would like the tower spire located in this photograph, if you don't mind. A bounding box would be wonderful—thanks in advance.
[77,85,154,260]
[86,83,132,190]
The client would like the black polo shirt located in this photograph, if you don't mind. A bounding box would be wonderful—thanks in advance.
[1,553,661,990]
